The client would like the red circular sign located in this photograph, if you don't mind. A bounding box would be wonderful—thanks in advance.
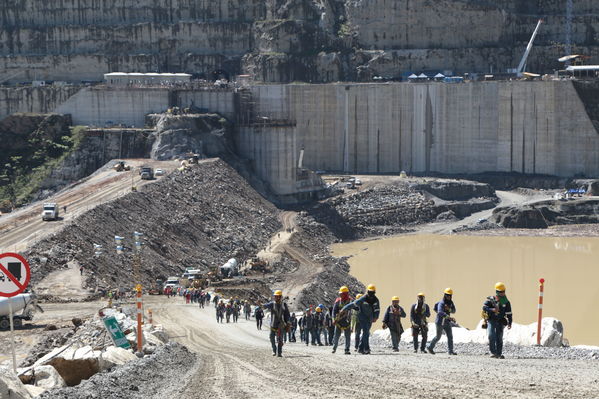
[0,252,31,297]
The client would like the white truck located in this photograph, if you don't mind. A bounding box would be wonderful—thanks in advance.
[41,203,59,221]
[0,294,44,329]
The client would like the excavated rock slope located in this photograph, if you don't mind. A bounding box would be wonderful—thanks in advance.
[26,159,281,291]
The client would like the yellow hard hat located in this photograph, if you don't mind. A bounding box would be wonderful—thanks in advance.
[495,282,506,292]
[417,292,425,297]
[315,307,322,312]
[273,290,283,296]
[339,286,349,294]
[367,284,376,292]
[356,294,363,299]
[444,287,454,295]
[391,296,400,301]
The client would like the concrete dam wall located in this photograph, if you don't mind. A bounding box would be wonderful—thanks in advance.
[237,81,599,179]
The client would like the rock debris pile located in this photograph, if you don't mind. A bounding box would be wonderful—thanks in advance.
[316,183,437,237]
[26,159,281,291]
[3,307,171,398]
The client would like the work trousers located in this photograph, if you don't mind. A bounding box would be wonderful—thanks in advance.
[428,323,453,353]
[488,320,505,356]
[270,328,285,355]
[354,323,362,350]
[256,318,263,330]
[390,329,402,350]
[288,327,296,342]
[412,325,428,351]
[332,326,352,352]
[358,321,372,352]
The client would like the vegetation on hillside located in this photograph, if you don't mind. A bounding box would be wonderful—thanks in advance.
[0,115,82,210]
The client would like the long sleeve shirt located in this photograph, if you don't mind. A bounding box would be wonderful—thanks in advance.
[382,305,406,332]
[434,299,456,325]
[483,296,513,327]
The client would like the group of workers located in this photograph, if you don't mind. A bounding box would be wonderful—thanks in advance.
[186,281,512,360]
[259,282,512,359]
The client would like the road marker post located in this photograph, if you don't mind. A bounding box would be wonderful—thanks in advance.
[136,284,143,354]
[536,278,545,346]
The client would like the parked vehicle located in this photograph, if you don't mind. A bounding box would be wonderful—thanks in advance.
[0,294,44,329]
[140,167,154,180]
[154,168,165,176]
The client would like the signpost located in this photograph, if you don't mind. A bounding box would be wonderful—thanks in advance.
[0,252,31,373]
[102,316,131,349]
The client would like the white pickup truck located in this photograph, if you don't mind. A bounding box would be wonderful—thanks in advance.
[41,203,59,221]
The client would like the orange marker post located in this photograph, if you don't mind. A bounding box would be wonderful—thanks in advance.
[136,284,143,353]
[536,278,545,346]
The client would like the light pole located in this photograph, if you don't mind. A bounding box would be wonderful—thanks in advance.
[115,232,145,355]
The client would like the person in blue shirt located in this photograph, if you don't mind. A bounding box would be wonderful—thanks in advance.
[427,288,457,355]
[342,284,380,354]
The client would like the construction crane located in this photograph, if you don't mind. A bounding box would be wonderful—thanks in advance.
[514,19,543,77]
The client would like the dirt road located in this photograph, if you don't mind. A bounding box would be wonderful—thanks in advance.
[0,159,177,253]
[152,299,599,399]
[255,211,324,305]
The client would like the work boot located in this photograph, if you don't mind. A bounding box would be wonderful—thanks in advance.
[490,354,498,358]
[344,349,351,355]
[393,348,399,352]
[413,349,418,353]
[427,347,435,355]
[420,349,426,354]
[272,352,277,356]
[449,352,458,356]
[332,348,336,354]
[499,355,505,359]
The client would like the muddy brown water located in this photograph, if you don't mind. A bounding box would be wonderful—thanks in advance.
[333,234,599,346]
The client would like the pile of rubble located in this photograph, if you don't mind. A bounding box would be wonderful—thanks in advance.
[322,183,438,237]
[26,159,281,292]
[1,307,169,398]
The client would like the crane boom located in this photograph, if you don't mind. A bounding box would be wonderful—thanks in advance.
[516,19,543,76]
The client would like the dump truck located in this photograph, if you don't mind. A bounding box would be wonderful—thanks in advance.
[41,203,59,221]
[0,293,44,330]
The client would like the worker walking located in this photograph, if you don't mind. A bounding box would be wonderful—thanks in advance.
[331,286,353,354]
[410,293,431,353]
[427,288,457,355]
[343,284,380,354]
[483,282,513,359]
[382,296,406,352]
[288,313,297,342]
[302,308,315,345]
[314,307,324,346]
[263,290,290,357]
[255,305,264,330]
[351,293,363,351]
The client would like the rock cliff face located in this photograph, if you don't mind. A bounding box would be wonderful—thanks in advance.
[0,0,598,83]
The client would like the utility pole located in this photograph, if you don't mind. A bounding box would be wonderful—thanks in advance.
[115,231,145,355]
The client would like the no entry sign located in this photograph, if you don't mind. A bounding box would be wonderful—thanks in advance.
[0,253,31,297]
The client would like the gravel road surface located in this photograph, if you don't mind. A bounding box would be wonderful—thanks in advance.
[151,298,599,399]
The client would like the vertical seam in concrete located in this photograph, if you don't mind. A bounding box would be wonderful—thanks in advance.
[510,92,513,171]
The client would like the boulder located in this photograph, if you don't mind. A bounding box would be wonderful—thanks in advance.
[42,346,112,386]
[32,365,67,389]
[102,346,137,366]
[0,366,32,399]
